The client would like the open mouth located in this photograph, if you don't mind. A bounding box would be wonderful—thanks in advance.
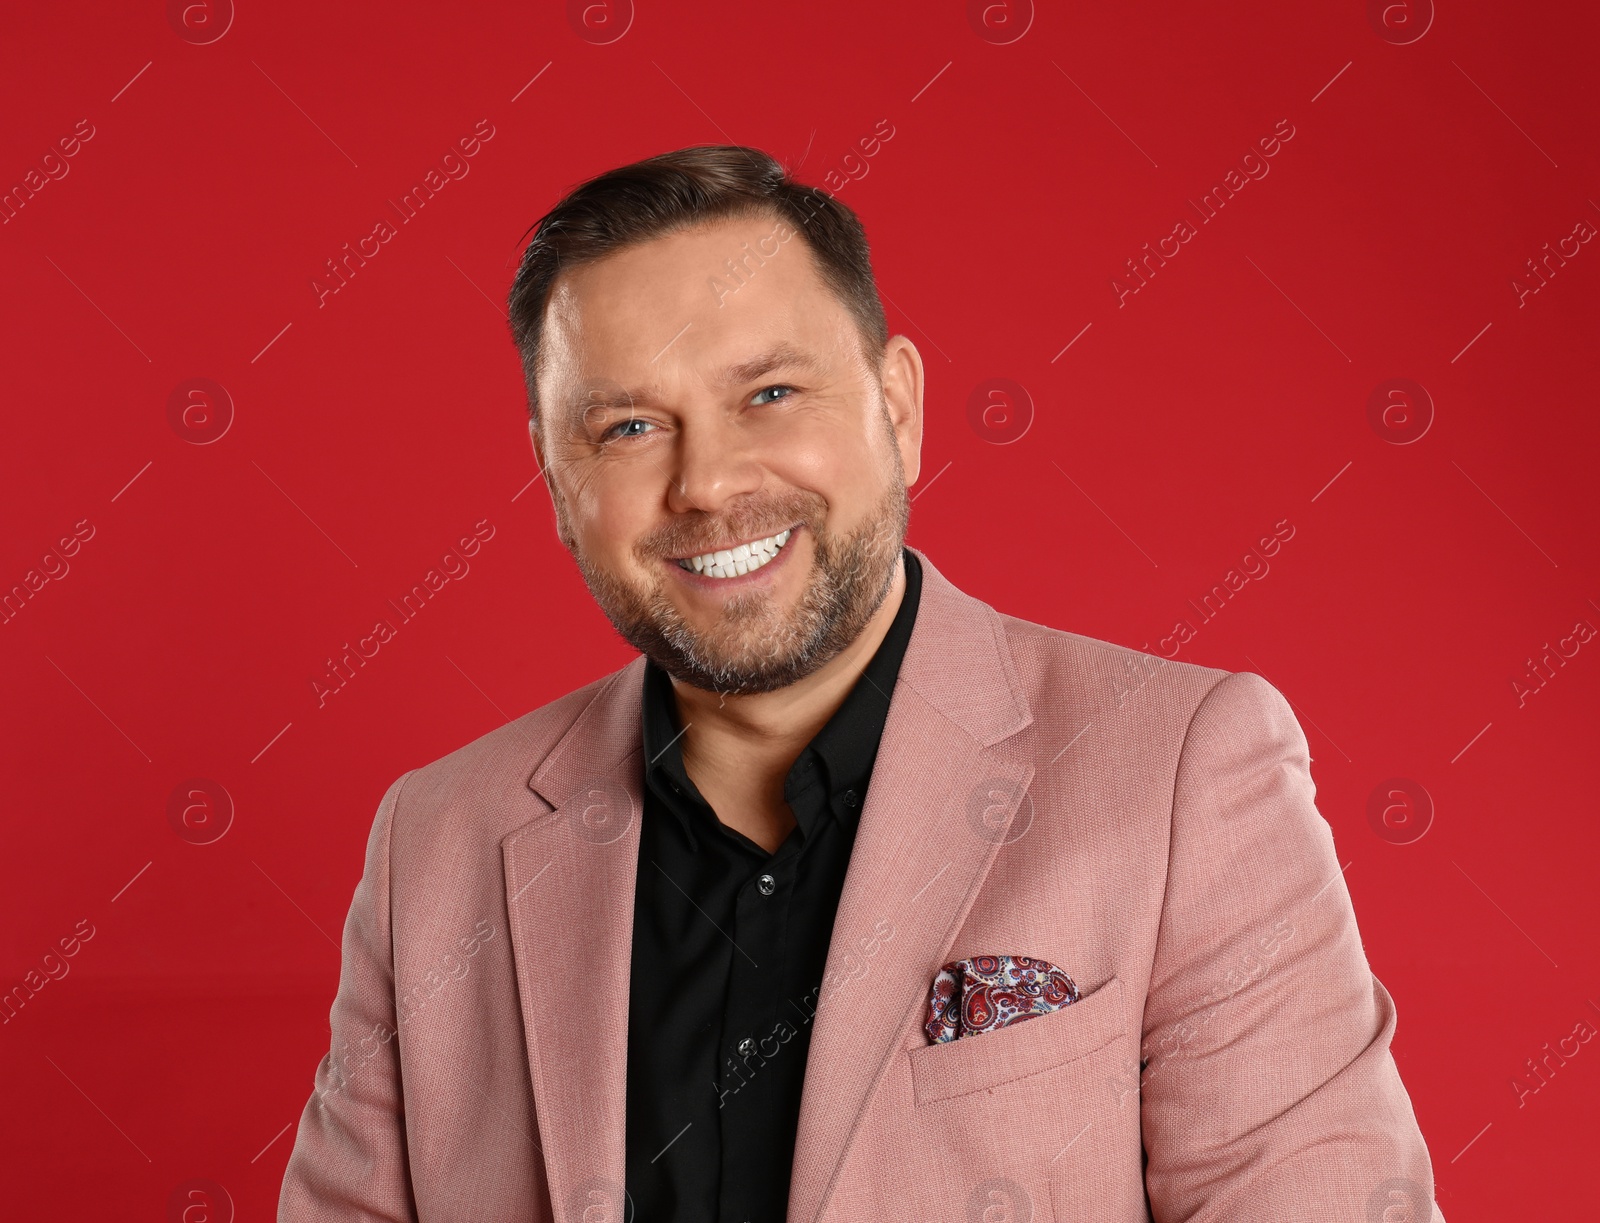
[674,528,793,579]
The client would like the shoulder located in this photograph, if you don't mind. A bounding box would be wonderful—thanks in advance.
[989,607,1327,891]
[989,607,1305,797]
[388,660,639,831]
[993,608,1231,726]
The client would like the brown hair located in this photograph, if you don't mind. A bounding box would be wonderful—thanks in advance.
[506,145,889,426]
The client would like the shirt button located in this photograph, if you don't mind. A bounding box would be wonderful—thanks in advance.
[841,789,859,809]
[737,1036,757,1058]
[757,873,776,895]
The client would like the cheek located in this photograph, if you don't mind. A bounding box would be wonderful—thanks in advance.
[772,407,869,476]
[569,465,657,551]
[769,421,890,509]
[772,439,838,488]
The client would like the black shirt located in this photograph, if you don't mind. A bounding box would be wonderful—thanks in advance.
[624,549,922,1223]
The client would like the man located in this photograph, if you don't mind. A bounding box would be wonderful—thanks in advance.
[279,146,1443,1222]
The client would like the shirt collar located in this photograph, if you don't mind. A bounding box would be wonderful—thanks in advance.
[640,548,923,851]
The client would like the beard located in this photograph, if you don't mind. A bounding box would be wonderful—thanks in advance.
[557,458,910,697]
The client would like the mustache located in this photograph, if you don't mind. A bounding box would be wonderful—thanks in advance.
[640,492,825,558]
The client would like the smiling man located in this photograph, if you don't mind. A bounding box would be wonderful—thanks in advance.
[279,146,1443,1223]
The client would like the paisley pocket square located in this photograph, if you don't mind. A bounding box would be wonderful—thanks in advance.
[924,954,1079,1044]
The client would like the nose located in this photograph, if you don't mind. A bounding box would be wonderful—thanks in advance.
[666,412,765,517]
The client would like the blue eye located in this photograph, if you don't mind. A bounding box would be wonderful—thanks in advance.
[750,385,794,406]
[603,417,653,440]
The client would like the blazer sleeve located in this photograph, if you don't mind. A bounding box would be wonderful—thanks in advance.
[1139,671,1445,1222]
[278,770,419,1222]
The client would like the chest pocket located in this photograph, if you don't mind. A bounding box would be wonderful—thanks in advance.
[907,976,1126,1106]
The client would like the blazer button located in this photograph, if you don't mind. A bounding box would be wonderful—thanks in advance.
[841,789,859,809]
[738,1036,757,1057]
[757,873,776,895]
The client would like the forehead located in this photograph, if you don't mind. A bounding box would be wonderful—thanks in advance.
[537,214,857,399]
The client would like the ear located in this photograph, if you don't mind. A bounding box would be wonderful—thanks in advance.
[879,335,924,487]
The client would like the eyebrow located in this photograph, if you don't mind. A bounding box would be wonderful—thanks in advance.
[563,341,828,422]
[719,340,829,387]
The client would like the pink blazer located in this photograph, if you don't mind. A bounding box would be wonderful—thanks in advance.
[279,547,1442,1222]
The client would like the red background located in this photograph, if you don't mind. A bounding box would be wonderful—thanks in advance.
[2,1,1596,1216]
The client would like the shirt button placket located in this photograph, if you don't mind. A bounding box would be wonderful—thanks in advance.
[722,866,784,1105]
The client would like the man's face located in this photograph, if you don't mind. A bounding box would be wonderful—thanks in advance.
[532,212,923,695]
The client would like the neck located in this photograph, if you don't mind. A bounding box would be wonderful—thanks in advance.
[671,553,908,794]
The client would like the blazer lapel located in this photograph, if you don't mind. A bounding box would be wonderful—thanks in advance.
[502,658,647,1223]
[787,548,1035,1223]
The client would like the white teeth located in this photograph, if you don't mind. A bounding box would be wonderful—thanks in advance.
[677,529,793,579]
